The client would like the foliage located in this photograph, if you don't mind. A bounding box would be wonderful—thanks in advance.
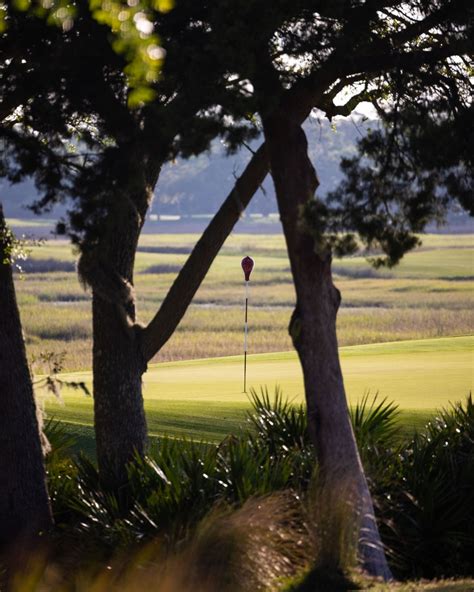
[2,1,472,257]
[43,417,77,460]
[329,103,474,267]
[0,222,39,272]
[47,436,310,552]
[32,350,91,399]
[0,0,259,251]
[0,0,172,108]
[40,390,474,582]
[351,392,401,449]
[350,392,401,482]
[377,395,474,579]
[247,386,310,453]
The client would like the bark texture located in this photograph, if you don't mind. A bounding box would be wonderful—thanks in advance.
[263,113,392,580]
[92,293,147,491]
[89,197,148,491]
[0,205,52,547]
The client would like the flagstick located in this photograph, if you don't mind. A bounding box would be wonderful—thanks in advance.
[241,256,254,393]
[243,280,249,393]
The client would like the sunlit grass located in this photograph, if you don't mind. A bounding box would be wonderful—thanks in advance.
[15,232,474,372]
[41,336,474,445]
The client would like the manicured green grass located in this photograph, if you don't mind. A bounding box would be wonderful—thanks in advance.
[42,335,473,447]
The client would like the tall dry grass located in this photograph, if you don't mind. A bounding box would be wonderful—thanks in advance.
[10,493,314,592]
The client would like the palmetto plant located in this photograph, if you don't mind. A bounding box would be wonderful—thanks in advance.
[41,390,474,582]
[378,395,474,579]
[350,392,403,487]
[247,386,310,453]
[350,392,401,451]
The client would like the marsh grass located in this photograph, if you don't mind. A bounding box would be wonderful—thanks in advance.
[22,300,474,371]
[14,233,474,371]
[13,258,76,274]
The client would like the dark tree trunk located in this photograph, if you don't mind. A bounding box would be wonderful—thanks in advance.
[90,200,148,492]
[0,205,52,548]
[262,114,392,580]
[88,145,268,492]
[93,295,147,492]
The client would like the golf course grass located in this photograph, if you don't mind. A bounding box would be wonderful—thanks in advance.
[43,335,473,453]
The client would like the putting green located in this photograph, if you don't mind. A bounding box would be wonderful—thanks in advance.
[43,336,473,442]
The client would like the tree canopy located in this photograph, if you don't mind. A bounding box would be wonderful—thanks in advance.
[2,0,472,254]
[329,101,473,266]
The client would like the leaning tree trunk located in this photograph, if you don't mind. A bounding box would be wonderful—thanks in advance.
[0,204,52,548]
[262,113,392,580]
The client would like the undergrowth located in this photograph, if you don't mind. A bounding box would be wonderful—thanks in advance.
[4,390,473,591]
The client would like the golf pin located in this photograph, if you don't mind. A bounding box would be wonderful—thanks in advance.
[241,256,255,393]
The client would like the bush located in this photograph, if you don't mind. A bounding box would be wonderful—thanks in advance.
[377,395,474,579]
[41,391,474,583]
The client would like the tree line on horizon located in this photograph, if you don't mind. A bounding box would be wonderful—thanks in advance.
[1,117,364,219]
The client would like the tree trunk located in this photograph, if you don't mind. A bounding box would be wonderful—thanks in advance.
[88,195,149,492]
[0,204,52,548]
[89,143,268,491]
[262,114,392,580]
[93,295,147,492]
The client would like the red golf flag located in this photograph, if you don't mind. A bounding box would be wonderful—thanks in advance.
[241,256,254,281]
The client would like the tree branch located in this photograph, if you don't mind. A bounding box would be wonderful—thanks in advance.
[321,88,384,118]
[141,142,269,362]
[342,41,472,81]
[387,0,468,49]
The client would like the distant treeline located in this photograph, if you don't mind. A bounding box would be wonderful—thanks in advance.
[2,116,472,234]
[0,118,364,219]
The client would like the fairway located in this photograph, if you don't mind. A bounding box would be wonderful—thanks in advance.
[43,335,474,443]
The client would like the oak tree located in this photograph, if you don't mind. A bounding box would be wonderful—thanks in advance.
[0,1,267,491]
[200,0,473,578]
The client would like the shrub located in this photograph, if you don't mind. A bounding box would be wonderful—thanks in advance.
[41,390,474,583]
[377,395,474,579]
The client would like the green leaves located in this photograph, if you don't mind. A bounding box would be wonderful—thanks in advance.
[376,395,474,578]
[89,0,172,108]
[328,103,474,268]
[3,0,173,108]
[0,223,33,272]
[350,392,401,451]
